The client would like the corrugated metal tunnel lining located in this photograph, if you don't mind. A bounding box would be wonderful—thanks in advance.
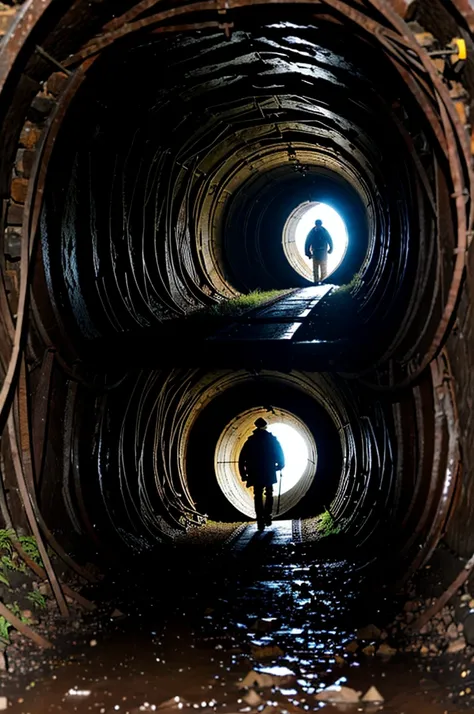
[0,0,471,587]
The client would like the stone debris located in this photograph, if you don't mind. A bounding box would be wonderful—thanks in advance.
[243,689,263,706]
[362,686,384,703]
[376,643,397,657]
[447,638,466,653]
[315,686,361,704]
[390,589,474,658]
[239,670,293,689]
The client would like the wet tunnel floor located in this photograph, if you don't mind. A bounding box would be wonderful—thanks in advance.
[3,522,470,713]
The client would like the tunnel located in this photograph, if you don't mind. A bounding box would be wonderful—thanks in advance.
[0,0,474,710]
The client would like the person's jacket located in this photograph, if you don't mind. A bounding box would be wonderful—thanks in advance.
[239,428,285,488]
[305,226,334,261]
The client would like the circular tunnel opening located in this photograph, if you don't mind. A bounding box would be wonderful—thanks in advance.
[283,202,350,282]
[215,407,317,518]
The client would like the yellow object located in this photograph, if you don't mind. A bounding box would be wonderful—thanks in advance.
[453,37,467,61]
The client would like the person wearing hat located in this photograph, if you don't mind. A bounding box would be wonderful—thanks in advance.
[304,218,334,283]
[239,417,285,531]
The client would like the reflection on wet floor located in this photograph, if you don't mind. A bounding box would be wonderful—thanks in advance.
[3,522,463,713]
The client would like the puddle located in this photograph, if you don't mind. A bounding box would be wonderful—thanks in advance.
[0,526,467,713]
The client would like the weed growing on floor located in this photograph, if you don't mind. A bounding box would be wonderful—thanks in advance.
[188,289,290,321]
[0,530,43,570]
[17,535,42,565]
[332,271,363,296]
[315,509,341,537]
[0,603,32,644]
[0,616,11,643]
[0,529,15,555]
[26,590,47,609]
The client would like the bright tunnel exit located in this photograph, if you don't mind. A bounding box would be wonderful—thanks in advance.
[214,408,318,518]
[283,201,349,282]
[267,422,310,495]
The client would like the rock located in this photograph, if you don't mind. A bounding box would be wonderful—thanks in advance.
[443,613,452,626]
[110,608,126,619]
[0,652,6,672]
[447,638,466,653]
[239,669,294,689]
[0,697,7,711]
[89,639,97,647]
[243,689,262,706]
[405,612,414,624]
[436,623,445,635]
[461,594,472,602]
[315,686,361,704]
[420,646,429,655]
[447,623,458,640]
[362,645,375,656]
[357,624,381,641]
[334,655,345,665]
[420,624,432,635]
[404,601,417,612]
[429,643,439,653]
[345,640,358,653]
[250,644,284,660]
[362,687,384,703]
[376,643,397,658]
[38,582,51,597]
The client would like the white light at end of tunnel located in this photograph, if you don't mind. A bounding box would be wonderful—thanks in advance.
[295,203,349,277]
[267,422,309,494]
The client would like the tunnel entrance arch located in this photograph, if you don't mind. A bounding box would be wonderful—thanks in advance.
[215,407,317,518]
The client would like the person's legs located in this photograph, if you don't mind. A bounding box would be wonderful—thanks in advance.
[320,257,328,281]
[313,259,325,283]
[254,486,265,530]
[264,485,274,526]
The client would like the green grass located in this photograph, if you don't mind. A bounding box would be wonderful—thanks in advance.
[188,289,290,321]
[331,271,363,297]
[315,509,341,537]
[26,590,47,609]
[0,603,32,644]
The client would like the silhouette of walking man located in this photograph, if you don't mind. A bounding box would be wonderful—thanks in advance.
[305,219,334,283]
[239,418,285,531]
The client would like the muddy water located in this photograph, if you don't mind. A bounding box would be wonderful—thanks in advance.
[3,523,469,713]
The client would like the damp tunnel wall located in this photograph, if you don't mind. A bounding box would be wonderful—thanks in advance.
[0,0,472,583]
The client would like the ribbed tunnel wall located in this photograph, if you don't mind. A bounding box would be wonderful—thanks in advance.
[0,0,472,584]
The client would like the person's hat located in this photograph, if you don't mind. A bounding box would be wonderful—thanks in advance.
[254,417,268,428]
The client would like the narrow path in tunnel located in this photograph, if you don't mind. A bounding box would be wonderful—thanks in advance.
[3,521,468,714]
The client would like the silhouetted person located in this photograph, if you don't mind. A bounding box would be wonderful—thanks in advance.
[305,219,334,283]
[239,417,285,531]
